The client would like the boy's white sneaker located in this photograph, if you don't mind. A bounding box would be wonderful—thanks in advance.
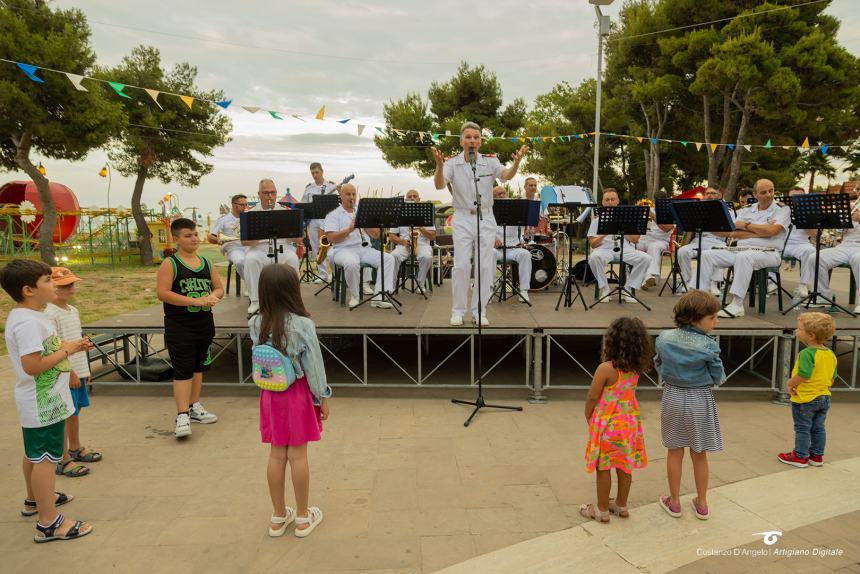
[189,402,218,424]
[175,413,192,438]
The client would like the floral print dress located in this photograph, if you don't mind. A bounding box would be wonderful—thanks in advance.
[584,369,647,473]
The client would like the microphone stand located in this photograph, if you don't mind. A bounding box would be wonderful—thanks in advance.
[452,148,523,427]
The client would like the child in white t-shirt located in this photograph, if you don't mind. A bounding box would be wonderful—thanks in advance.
[1,259,93,542]
[45,267,101,477]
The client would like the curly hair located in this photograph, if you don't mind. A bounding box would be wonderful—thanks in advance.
[673,290,720,327]
[602,316,652,373]
[798,312,836,343]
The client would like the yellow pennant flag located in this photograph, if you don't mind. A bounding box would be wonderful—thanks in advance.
[179,95,194,110]
[710,143,718,153]
[801,137,810,149]
[315,106,325,120]
[694,142,703,152]
[635,136,643,144]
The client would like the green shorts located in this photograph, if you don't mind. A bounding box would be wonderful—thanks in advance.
[22,420,66,463]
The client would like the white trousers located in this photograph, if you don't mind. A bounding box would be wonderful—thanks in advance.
[245,243,299,303]
[783,243,817,287]
[636,237,668,279]
[588,247,650,290]
[392,244,433,287]
[815,245,860,298]
[222,241,246,278]
[307,219,329,280]
[495,247,532,291]
[332,246,395,299]
[452,212,496,318]
[699,249,780,300]
[677,239,725,288]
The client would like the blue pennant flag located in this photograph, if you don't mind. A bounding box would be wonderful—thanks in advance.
[650,137,657,145]
[215,100,232,109]
[727,144,735,151]
[16,62,44,83]
[820,145,829,155]
[338,119,350,124]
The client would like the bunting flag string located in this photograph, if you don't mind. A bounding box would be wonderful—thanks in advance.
[2,57,853,154]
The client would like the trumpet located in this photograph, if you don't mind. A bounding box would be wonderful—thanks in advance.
[636,198,655,207]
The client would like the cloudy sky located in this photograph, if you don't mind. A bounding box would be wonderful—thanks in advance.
[6,0,860,223]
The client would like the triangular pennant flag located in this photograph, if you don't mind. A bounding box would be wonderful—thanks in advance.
[108,81,132,99]
[179,95,194,110]
[821,145,829,155]
[394,129,405,137]
[269,111,283,120]
[418,132,426,142]
[680,141,688,147]
[357,124,365,137]
[432,133,440,142]
[64,73,88,91]
[636,136,643,144]
[338,118,350,124]
[574,134,581,140]
[782,145,792,150]
[243,106,260,114]
[764,139,772,149]
[727,144,735,151]
[695,142,703,152]
[743,145,752,152]
[650,137,658,145]
[376,127,384,133]
[709,143,718,153]
[315,106,325,120]
[144,89,163,109]
[445,130,452,137]
[15,62,44,83]
[215,99,232,109]
[291,114,306,122]
[801,137,810,149]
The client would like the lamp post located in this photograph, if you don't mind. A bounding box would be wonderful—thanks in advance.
[98,163,114,263]
[589,0,613,197]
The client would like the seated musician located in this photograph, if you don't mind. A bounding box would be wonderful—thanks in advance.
[587,188,650,303]
[782,186,817,299]
[699,179,790,318]
[324,183,395,309]
[388,189,435,290]
[676,186,732,291]
[207,193,248,280]
[492,186,532,303]
[523,176,548,241]
[636,191,675,290]
[812,203,860,313]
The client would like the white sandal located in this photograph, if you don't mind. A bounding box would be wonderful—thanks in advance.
[268,507,296,537]
[294,506,323,538]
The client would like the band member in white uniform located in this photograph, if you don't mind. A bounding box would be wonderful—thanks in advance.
[587,188,651,303]
[676,186,732,291]
[207,193,248,279]
[782,186,817,298]
[325,183,395,309]
[492,186,532,303]
[432,121,528,326]
[243,179,301,314]
[388,189,435,290]
[301,162,339,283]
[699,179,790,318]
[813,205,860,312]
[637,191,675,290]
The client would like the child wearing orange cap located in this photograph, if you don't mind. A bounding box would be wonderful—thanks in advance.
[45,267,101,478]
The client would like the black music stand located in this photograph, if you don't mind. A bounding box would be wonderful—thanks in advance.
[670,200,735,290]
[395,201,435,298]
[783,193,855,316]
[352,197,403,313]
[312,194,342,297]
[241,208,303,266]
[590,205,650,309]
[655,199,688,296]
[555,202,597,311]
[492,199,532,305]
[292,202,319,283]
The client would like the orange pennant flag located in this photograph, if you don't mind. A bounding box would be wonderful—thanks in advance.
[315,106,325,120]
[179,95,194,110]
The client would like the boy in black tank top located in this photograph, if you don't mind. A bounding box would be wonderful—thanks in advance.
[156,218,224,438]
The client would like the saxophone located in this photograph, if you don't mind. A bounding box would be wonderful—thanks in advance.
[410,229,420,258]
[316,229,331,265]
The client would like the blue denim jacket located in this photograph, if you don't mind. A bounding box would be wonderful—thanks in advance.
[655,326,725,388]
[249,313,332,401]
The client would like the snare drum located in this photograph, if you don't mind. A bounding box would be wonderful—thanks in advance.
[528,244,557,291]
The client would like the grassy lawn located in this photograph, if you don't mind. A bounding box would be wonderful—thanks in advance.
[0,244,224,355]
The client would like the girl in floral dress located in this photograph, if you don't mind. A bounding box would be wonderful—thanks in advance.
[581,317,651,523]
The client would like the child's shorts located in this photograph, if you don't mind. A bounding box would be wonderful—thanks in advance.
[165,315,215,381]
[71,382,90,416]
[22,419,66,463]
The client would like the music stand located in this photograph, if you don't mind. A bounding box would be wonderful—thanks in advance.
[311,194,342,296]
[396,201,435,298]
[783,193,855,316]
[291,202,318,283]
[590,205,650,309]
[492,199,532,305]
[655,199,689,296]
[352,197,404,313]
[555,202,597,311]
[670,200,735,290]
[240,209,303,266]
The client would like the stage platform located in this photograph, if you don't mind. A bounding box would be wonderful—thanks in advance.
[83,282,860,396]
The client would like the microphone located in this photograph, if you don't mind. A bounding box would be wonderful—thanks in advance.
[468,146,476,167]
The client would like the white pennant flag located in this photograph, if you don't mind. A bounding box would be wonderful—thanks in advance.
[65,73,88,91]
[743,145,752,152]
[144,89,163,109]
[243,106,260,114]
[357,124,366,137]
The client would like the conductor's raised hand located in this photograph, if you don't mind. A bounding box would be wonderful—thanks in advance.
[431,146,444,166]
[512,145,529,163]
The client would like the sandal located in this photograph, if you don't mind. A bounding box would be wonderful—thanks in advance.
[659,495,682,518]
[21,491,74,517]
[608,498,629,518]
[578,503,610,523]
[691,497,709,520]
[268,506,296,537]
[56,460,89,478]
[294,506,323,538]
[34,514,93,543]
[69,448,102,463]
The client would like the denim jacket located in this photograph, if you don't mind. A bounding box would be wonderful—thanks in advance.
[249,313,332,401]
[654,326,725,388]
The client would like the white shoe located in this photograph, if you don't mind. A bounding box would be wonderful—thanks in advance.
[348,296,360,308]
[709,282,721,297]
[269,507,296,538]
[767,282,778,295]
[793,285,809,298]
[362,283,374,296]
[675,285,688,295]
[473,314,489,326]
[623,294,637,303]
[519,292,530,304]
[598,288,611,303]
[175,413,191,438]
[450,314,463,326]
[717,303,745,318]
[247,301,260,315]
[313,278,323,284]
[854,304,860,314]
[294,506,323,538]
[189,402,218,424]
[371,295,393,309]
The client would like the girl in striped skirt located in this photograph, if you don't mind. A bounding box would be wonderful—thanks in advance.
[654,290,725,520]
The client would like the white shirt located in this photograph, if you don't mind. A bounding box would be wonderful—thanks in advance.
[587,214,636,251]
[645,208,673,242]
[301,180,338,204]
[736,202,791,249]
[4,308,73,428]
[442,151,505,211]
[839,222,860,246]
[390,226,432,248]
[211,212,241,244]
[495,225,522,248]
[324,205,363,250]
[44,303,90,378]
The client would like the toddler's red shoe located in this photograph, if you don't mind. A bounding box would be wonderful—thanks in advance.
[808,454,824,467]
[777,451,808,468]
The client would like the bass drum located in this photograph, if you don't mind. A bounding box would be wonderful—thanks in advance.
[529,244,557,291]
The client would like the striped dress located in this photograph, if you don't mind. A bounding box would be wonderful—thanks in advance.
[660,384,723,452]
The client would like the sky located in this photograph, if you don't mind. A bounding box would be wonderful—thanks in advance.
[5,0,860,224]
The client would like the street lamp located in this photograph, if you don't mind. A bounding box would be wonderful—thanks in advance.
[589,0,613,197]
[98,162,114,263]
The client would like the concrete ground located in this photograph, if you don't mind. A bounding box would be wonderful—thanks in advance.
[1,351,858,574]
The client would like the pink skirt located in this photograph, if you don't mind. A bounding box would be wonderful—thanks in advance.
[259,376,322,446]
